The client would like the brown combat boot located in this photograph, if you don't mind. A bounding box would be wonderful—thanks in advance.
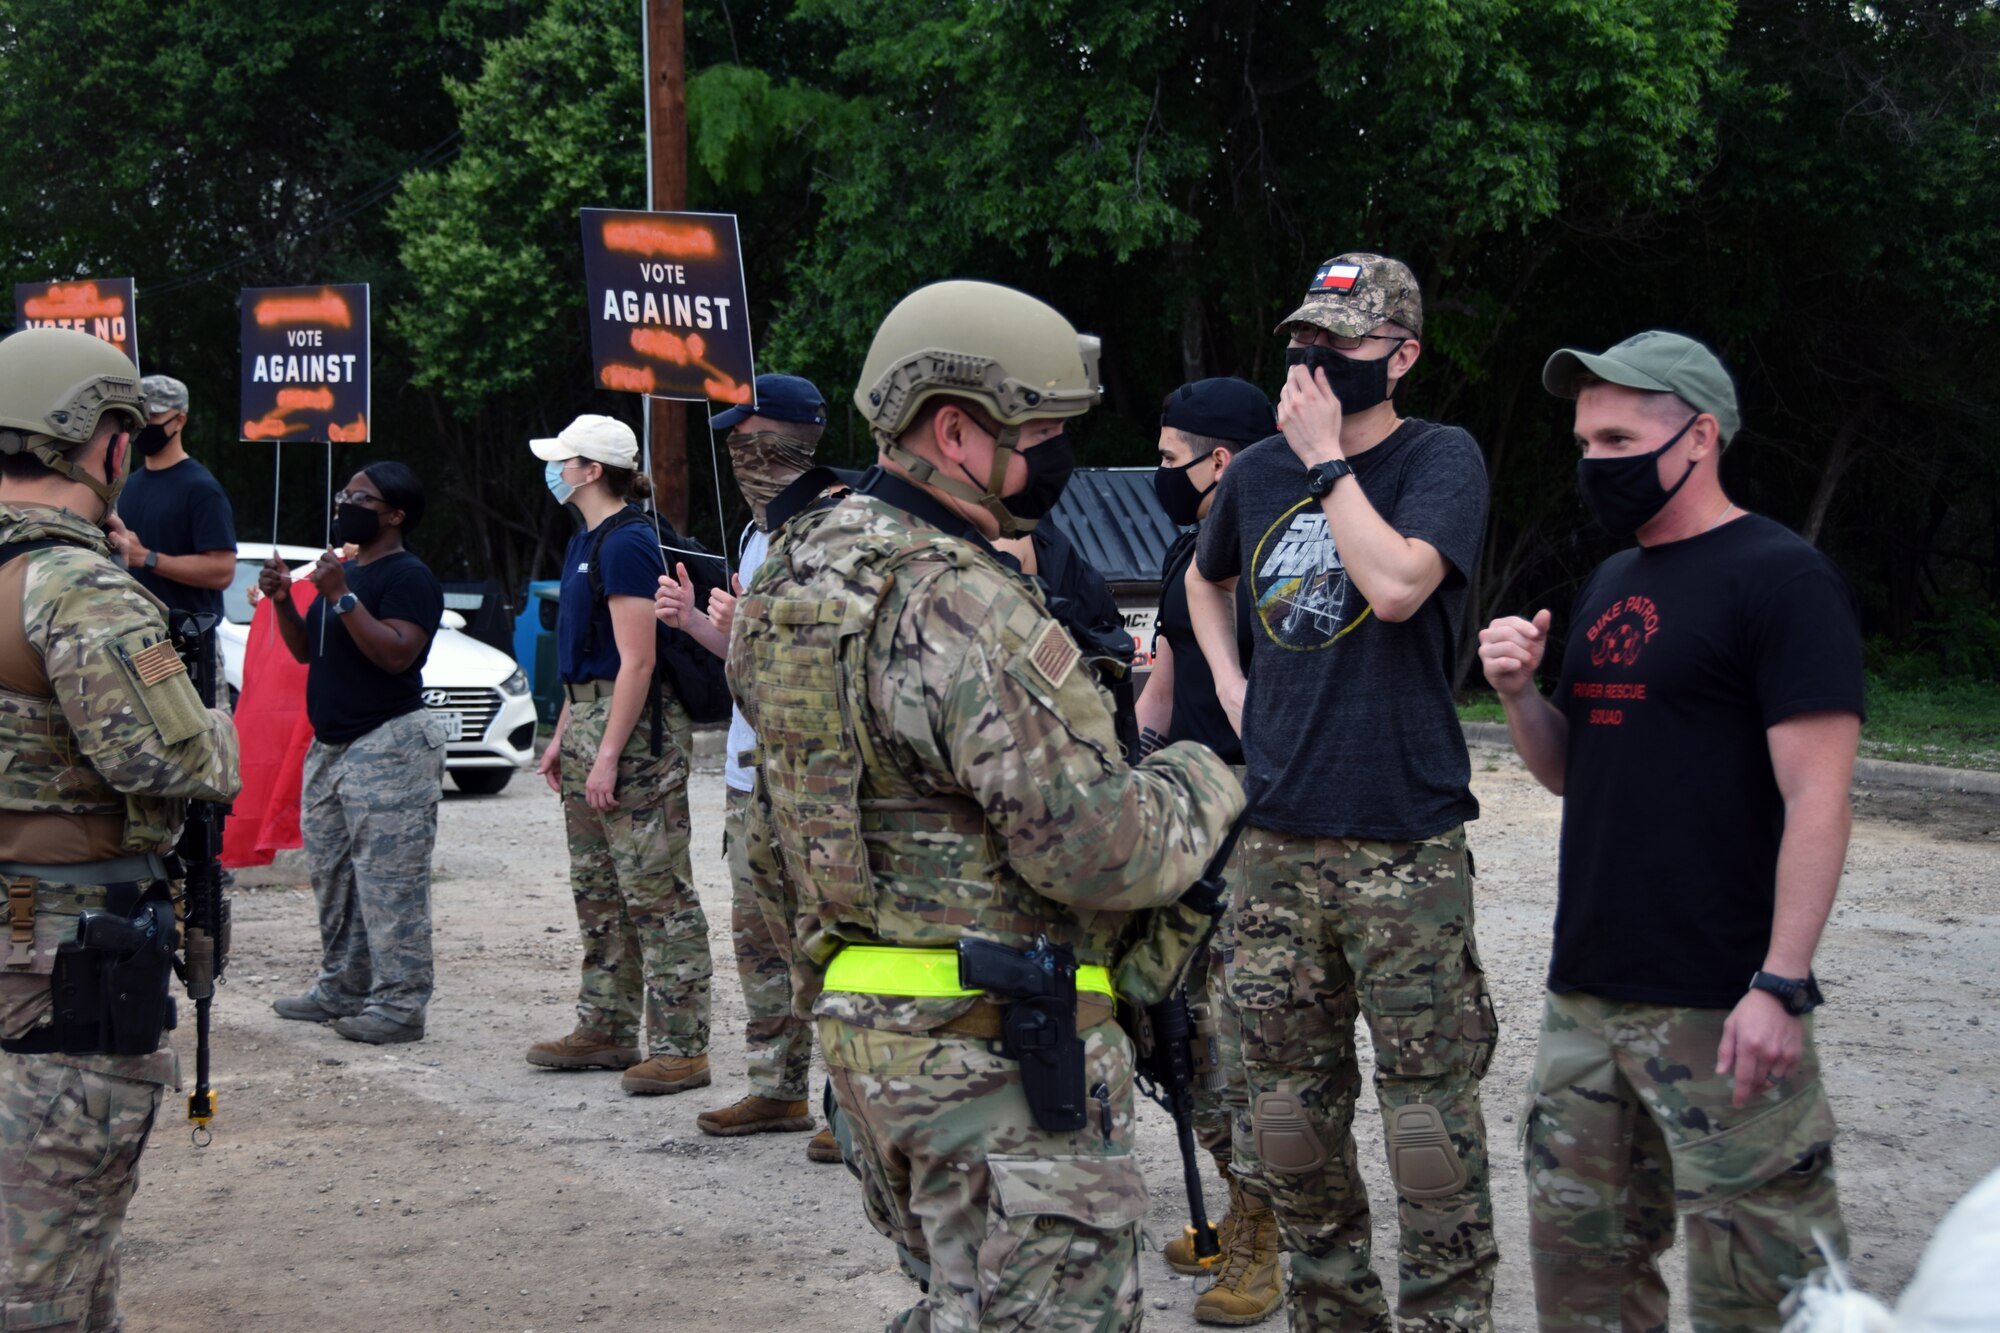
[525,1028,640,1070]
[621,1053,711,1096]
[1166,1155,1238,1275]
[805,1127,842,1164]
[696,1095,813,1137]
[1193,1174,1281,1326]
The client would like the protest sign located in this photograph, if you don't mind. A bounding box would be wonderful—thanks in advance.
[579,208,754,404]
[239,284,370,442]
[14,279,139,367]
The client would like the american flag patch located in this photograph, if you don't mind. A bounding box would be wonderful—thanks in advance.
[129,639,185,687]
[1310,262,1361,294]
[1028,621,1079,688]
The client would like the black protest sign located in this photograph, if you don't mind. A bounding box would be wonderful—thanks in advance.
[239,284,370,442]
[579,208,755,405]
[14,279,140,367]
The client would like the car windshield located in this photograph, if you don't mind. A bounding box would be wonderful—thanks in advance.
[223,559,264,624]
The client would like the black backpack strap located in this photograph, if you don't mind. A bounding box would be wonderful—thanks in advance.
[581,507,653,658]
[0,539,68,566]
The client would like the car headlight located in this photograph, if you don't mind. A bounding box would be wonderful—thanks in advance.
[501,667,530,697]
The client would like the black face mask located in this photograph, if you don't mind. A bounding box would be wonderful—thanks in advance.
[133,423,174,457]
[1153,454,1216,527]
[1575,413,1701,539]
[1000,430,1074,524]
[1285,343,1398,414]
[333,503,382,547]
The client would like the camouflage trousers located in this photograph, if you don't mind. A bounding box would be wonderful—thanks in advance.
[1186,903,1251,1164]
[820,1016,1148,1333]
[1523,990,1847,1333]
[0,1055,162,1331]
[1229,824,1499,1333]
[560,696,711,1057]
[300,708,446,1025]
[723,785,812,1100]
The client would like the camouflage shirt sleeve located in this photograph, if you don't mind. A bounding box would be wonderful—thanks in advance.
[869,559,1243,913]
[26,550,241,803]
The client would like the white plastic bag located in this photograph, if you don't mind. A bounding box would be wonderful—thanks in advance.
[1784,1168,2000,1332]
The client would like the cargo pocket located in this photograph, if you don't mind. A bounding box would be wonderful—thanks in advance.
[1457,941,1499,1079]
[977,1154,1145,1330]
[1368,977,1447,1078]
[0,883,75,1040]
[1669,1078,1839,1215]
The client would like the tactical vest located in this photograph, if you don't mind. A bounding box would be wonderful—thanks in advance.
[0,542,180,858]
[731,497,1114,972]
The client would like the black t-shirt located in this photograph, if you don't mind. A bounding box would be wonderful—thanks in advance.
[1195,421,1489,839]
[1156,527,1252,765]
[1549,514,1865,1008]
[304,550,445,745]
[116,456,237,619]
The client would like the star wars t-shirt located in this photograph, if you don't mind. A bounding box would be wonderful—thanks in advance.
[1549,514,1865,1008]
[1194,420,1488,839]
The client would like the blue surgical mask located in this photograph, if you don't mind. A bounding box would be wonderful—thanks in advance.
[545,459,577,506]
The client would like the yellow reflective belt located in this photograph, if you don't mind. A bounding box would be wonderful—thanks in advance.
[823,945,1113,998]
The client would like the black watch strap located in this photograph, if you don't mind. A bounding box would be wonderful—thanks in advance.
[1306,458,1353,498]
[1749,970,1823,1015]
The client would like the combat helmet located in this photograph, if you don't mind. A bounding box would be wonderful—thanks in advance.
[855,279,1100,534]
[0,327,145,504]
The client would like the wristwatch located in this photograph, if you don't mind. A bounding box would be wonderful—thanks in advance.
[1304,458,1354,498]
[333,592,360,617]
[1748,971,1824,1015]
[142,550,159,570]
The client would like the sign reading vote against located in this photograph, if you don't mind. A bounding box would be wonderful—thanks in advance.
[580,208,754,405]
[15,279,139,367]
[239,284,370,442]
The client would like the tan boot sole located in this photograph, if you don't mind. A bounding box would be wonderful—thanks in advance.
[1193,1290,1282,1327]
[622,1067,713,1096]
[696,1112,814,1137]
[526,1047,641,1070]
[805,1133,843,1164]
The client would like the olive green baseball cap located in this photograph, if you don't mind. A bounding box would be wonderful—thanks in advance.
[1543,330,1741,446]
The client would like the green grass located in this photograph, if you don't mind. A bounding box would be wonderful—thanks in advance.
[1457,675,2000,773]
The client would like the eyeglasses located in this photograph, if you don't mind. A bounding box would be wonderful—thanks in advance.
[333,490,386,508]
[1289,325,1409,353]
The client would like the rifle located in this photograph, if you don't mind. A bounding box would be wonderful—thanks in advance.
[1128,815,1248,1271]
[168,613,231,1146]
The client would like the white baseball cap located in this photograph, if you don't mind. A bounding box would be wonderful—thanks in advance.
[529,414,639,468]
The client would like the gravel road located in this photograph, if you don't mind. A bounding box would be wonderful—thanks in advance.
[118,748,2000,1331]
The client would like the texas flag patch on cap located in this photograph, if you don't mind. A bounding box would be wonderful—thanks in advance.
[1310,262,1361,294]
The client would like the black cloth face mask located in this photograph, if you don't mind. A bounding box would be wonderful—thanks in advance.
[133,423,174,457]
[1285,343,1398,414]
[333,503,382,547]
[999,430,1075,524]
[1154,454,1216,527]
[1575,413,1701,539]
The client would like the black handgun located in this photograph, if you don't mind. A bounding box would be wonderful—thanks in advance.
[957,935,1088,1132]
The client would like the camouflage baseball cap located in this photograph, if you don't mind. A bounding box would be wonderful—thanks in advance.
[1543,330,1741,446]
[1275,252,1424,340]
[140,374,188,415]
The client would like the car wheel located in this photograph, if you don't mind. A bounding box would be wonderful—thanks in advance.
[450,768,514,795]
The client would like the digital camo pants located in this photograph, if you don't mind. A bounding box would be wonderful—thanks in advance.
[0,1055,163,1332]
[1523,990,1847,1333]
[723,784,811,1100]
[561,695,711,1058]
[1230,824,1499,1333]
[821,1016,1147,1333]
[301,708,446,1026]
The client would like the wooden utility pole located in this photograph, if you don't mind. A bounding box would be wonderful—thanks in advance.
[642,0,689,530]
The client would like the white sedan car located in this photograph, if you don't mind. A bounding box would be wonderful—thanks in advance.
[220,543,537,794]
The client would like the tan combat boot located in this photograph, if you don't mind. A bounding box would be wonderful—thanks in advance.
[1166,1155,1238,1275]
[621,1053,711,1095]
[1193,1174,1281,1326]
[525,1028,640,1070]
[805,1128,842,1163]
[696,1095,813,1136]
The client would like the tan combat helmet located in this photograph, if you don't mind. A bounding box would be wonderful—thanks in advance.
[0,327,145,503]
[855,279,1100,534]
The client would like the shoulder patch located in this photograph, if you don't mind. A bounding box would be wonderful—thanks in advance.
[1028,620,1080,689]
[128,639,186,687]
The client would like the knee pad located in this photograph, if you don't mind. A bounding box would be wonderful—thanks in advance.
[1252,1091,1326,1174]
[1388,1101,1467,1201]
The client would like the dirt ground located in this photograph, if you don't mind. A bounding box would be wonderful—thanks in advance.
[117,747,2000,1332]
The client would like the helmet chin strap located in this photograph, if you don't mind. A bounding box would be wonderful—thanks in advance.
[879,422,1037,536]
[24,436,122,514]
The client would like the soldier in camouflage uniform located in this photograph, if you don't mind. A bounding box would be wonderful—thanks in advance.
[0,327,241,1330]
[1482,332,1860,1331]
[1185,254,1500,1331]
[727,280,1246,1332]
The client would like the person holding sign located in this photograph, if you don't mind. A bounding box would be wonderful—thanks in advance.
[527,415,713,1096]
[262,463,445,1045]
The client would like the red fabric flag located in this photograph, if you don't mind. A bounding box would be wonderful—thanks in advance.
[220,586,319,869]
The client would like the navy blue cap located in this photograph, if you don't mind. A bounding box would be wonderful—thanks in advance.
[712,373,828,431]
[1160,377,1277,446]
